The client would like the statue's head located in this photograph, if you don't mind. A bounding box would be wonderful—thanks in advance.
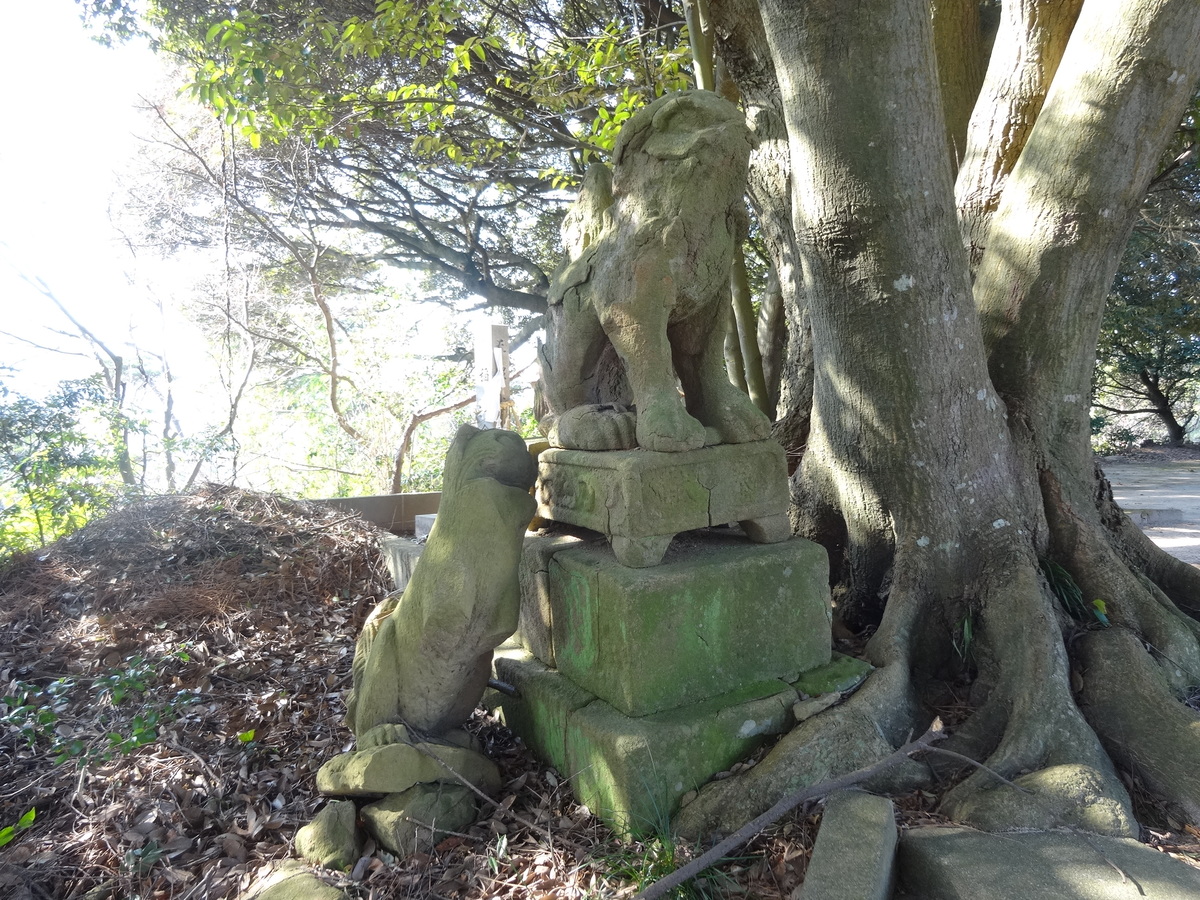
[443,424,537,495]
[612,91,752,172]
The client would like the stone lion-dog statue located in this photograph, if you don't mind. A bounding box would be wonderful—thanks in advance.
[346,424,536,740]
[538,90,772,452]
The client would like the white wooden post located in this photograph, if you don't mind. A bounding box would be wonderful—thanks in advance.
[474,322,511,429]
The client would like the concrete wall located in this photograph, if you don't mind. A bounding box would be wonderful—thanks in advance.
[317,493,441,534]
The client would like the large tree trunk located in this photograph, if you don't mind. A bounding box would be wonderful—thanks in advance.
[676,0,1200,840]
[710,0,814,456]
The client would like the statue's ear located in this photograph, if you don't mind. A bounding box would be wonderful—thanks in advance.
[443,424,481,487]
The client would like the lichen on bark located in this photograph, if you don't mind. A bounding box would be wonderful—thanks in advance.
[682,0,1200,840]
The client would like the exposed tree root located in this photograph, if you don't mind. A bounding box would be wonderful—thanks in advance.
[672,659,924,840]
[1093,461,1200,613]
[1077,627,1200,825]
[935,559,1134,835]
[674,537,1145,840]
[1043,466,1200,693]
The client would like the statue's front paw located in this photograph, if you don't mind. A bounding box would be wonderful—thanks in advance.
[358,723,411,749]
[635,401,706,452]
[698,383,772,445]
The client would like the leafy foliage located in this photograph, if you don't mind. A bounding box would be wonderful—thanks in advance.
[98,0,694,321]
[1093,93,1200,446]
[0,378,125,560]
[1,650,200,763]
[1094,237,1200,445]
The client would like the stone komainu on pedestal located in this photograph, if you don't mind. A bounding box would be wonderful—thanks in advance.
[496,92,842,838]
[538,90,773,455]
[536,90,790,567]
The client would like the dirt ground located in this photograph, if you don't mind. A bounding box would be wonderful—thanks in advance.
[3,467,1199,900]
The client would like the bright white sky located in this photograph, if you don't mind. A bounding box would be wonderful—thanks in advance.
[0,1,181,396]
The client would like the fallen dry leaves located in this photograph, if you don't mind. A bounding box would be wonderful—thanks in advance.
[0,485,824,900]
[16,485,1190,898]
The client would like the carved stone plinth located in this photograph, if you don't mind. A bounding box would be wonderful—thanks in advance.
[535,440,790,567]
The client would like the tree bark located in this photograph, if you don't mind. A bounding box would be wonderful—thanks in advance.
[710,0,813,447]
[677,0,1200,841]
[955,0,1084,272]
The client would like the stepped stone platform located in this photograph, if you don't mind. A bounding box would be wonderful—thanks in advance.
[896,826,1200,899]
[489,526,865,832]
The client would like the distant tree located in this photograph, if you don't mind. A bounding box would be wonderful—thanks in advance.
[1094,238,1200,445]
[0,379,123,558]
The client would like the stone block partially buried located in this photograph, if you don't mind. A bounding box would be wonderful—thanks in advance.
[361,783,477,857]
[316,737,501,797]
[295,800,361,871]
[566,680,796,835]
[543,531,831,717]
[536,440,789,567]
[799,791,897,900]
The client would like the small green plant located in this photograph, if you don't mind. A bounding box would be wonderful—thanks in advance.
[1,651,199,764]
[2,684,61,748]
[96,654,155,705]
[486,833,508,876]
[124,839,166,875]
[0,808,35,848]
[600,832,730,899]
[952,612,975,664]
[1040,558,1090,621]
[1041,558,1112,626]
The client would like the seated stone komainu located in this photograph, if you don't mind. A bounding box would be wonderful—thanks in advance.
[538,90,772,452]
[344,424,536,739]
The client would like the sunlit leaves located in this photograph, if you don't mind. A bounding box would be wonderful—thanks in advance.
[0,378,124,560]
[145,0,693,177]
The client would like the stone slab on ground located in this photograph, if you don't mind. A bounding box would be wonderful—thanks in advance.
[524,530,830,717]
[239,861,349,900]
[798,791,896,900]
[316,739,501,797]
[897,826,1200,899]
[487,646,796,834]
[537,440,789,566]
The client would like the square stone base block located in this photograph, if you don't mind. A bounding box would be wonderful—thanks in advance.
[518,529,831,717]
[488,647,873,835]
[537,440,790,567]
[488,647,794,835]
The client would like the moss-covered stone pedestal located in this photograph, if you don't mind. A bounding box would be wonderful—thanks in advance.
[489,528,867,834]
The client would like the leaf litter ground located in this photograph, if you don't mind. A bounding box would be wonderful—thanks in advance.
[4,483,1196,899]
[0,485,829,899]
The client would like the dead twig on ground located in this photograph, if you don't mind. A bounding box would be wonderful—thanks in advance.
[634,720,947,900]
